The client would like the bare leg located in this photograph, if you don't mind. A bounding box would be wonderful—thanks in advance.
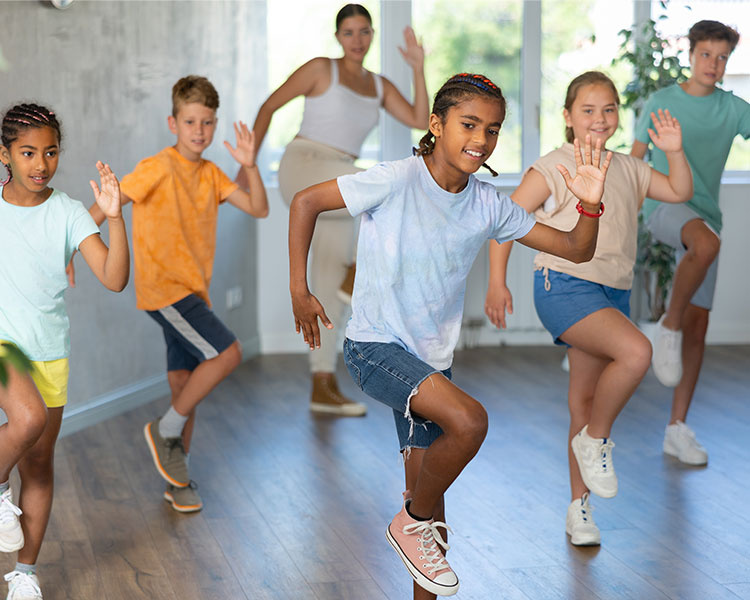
[167,370,195,452]
[0,367,48,483]
[566,348,607,501]
[16,407,63,565]
[404,448,443,600]
[560,308,651,439]
[662,220,719,331]
[670,304,709,424]
[171,341,241,416]
[405,375,488,520]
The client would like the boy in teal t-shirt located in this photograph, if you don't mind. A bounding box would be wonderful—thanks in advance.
[631,20,750,465]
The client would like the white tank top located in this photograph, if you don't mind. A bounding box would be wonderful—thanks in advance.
[297,59,383,157]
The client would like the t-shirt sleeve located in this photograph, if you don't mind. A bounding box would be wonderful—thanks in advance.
[634,95,659,144]
[490,191,536,243]
[635,156,652,204]
[337,161,395,217]
[214,164,240,203]
[120,156,166,203]
[735,95,750,139]
[66,200,100,262]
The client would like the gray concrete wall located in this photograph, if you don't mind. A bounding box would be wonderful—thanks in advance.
[0,0,267,429]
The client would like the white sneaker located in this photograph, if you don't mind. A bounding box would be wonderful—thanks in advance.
[571,425,617,498]
[664,420,708,465]
[0,490,24,553]
[4,571,42,600]
[566,493,601,546]
[652,315,682,387]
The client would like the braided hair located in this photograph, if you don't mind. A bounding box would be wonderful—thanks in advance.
[1,103,62,149]
[415,73,505,177]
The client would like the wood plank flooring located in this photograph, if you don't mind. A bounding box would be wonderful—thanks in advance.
[3,345,749,599]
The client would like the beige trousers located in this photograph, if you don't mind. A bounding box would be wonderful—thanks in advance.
[278,137,361,373]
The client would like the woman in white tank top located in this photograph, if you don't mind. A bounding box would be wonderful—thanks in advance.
[250,3,429,417]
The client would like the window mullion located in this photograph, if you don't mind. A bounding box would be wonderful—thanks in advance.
[521,0,542,172]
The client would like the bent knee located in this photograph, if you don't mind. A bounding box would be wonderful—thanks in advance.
[454,403,488,445]
[219,340,242,371]
[687,233,720,266]
[16,404,48,443]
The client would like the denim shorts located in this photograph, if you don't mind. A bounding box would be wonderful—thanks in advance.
[646,203,719,310]
[343,338,449,451]
[534,269,631,347]
[147,294,237,372]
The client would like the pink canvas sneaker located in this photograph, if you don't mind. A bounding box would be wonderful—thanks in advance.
[386,501,459,596]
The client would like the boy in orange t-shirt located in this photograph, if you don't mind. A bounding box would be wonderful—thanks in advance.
[91,75,268,511]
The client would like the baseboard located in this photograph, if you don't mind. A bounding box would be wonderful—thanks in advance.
[60,335,262,438]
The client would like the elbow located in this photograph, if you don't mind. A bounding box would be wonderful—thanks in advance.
[256,205,270,219]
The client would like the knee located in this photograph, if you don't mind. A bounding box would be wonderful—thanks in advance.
[220,340,242,372]
[453,403,488,448]
[625,335,652,377]
[687,234,720,267]
[16,403,48,446]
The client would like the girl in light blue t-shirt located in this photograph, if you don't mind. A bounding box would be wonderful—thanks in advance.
[0,103,129,599]
[289,73,612,598]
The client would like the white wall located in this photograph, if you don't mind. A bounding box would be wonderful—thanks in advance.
[258,180,750,354]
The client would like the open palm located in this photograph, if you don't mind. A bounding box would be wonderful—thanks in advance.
[90,161,121,219]
[556,136,612,207]
[224,121,256,168]
[647,109,682,154]
[398,26,425,70]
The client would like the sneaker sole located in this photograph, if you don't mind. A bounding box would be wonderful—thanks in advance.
[570,437,618,499]
[566,527,601,546]
[385,525,459,596]
[143,422,190,487]
[310,402,367,417]
[0,530,24,553]
[163,491,203,513]
[652,364,682,388]
[663,442,708,466]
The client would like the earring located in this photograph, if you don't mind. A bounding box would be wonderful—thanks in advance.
[0,164,10,186]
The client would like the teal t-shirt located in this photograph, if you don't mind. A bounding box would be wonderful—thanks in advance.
[0,187,100,360]
[635,84,750,233]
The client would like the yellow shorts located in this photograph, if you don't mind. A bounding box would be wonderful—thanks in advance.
[0,341,68,408]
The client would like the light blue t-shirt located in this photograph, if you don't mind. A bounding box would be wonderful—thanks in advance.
[338,155,535,370]
[635,84,750,233]
[0,187,100,360]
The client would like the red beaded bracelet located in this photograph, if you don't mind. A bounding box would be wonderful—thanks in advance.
[576,201,605,218]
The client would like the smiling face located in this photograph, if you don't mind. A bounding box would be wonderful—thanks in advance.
[0,126,59,202]
[563,83,619,147]
[168,102,217,161]
[335,14,373,62]
[429,96,504,178]
[688,39,731,92]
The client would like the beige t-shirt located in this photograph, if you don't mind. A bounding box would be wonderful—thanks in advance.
[532,144,652,289]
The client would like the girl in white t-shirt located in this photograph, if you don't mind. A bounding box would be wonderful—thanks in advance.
[290,73,611,598]
[0,103,129,599]
[484,71,692,547]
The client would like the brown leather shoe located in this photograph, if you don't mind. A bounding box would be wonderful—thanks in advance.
[310,372,367,416]
[337,263,356,304]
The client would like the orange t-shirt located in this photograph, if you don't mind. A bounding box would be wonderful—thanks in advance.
[121,147,239,310]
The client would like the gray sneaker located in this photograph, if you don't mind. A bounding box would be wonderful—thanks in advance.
[164,481,202,513]
[144,419,189,487]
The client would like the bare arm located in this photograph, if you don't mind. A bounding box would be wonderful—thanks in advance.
[78,162,130,292]
[380,27,429,130]
[485,169,551,329]
[642,109,693,204]
[225,121,269,217]
[252,58,329,152]
[517,137,611,263]
[289,179,348,349]
[630,139,648,159]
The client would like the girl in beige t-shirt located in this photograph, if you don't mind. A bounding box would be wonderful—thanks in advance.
[484,71,692,547]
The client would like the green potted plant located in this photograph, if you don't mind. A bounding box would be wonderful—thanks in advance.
[612,11,690,322]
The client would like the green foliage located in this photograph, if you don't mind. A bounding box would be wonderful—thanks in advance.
[612,15,688,321]
[0,342,33,388]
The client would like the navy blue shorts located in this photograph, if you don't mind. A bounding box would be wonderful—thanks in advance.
[534,269,631,347]
[344,338,450,451]
[147,294,237,372]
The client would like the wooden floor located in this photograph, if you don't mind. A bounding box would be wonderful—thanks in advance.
[4,345,750,600]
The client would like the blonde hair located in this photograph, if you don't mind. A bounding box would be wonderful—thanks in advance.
[172,75,220,117]
[564,71,619,143]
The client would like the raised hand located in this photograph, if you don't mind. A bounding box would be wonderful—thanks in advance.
[89,161,122,219]
[291,290,333,350]
[224,121,256,169]
[647,109,682,153]
[398,26,425,70]
[555,135,612,209]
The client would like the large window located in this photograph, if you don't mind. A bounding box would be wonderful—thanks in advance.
[652,0,750,172]
[413,0,522,174]
[540,0,634,155]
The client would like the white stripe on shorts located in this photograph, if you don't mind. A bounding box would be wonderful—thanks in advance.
[158,305,220,361]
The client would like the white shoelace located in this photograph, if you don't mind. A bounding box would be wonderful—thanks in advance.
[576,494,595,525]
[4,571,41,598]
[597,439,615,473]
[402,520,453,575]
[0,490,22,524]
